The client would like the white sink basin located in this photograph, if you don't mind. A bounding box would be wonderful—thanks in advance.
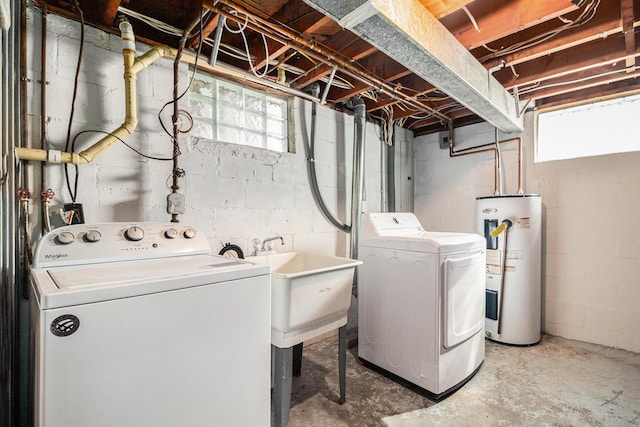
[246,251,362,348]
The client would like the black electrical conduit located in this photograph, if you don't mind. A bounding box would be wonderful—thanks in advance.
[303,84,351,233]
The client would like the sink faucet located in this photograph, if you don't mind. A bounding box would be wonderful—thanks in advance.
[261,235,285,251]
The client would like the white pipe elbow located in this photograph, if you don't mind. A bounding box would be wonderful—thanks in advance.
[119,20,136,51]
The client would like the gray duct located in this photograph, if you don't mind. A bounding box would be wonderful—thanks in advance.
[302,0,524,133]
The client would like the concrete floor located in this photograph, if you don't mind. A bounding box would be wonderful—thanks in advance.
[282,334,640,426]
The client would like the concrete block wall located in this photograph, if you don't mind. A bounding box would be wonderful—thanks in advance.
[25,10,386,259]
[415,112,640,353]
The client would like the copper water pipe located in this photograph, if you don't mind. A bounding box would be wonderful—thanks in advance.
[448,124,523,195]
[203,0,451,123]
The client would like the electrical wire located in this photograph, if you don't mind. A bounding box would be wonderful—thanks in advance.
[517,65,640,96]
[480,0,600,63]
[381,105,394,146]
[72,130,174,161]
[63,0,85,203]
[203,39,254,61]
[117,6,184,37]
[165,169,186,189]
[223,10,269,78]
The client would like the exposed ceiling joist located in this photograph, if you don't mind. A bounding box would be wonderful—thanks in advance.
[441,0,579,50]
[37,0,640,136]
[418,0,474,19]
[290,33,377,89]
[621,0,637,69]
[479,0,629,70]
[496,32,640,90]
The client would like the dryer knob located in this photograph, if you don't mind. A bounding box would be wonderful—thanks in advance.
[124,226,144,241]
[55,231,75,245]
[183,228,196,239]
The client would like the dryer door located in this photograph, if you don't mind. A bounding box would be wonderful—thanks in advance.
[443,251,485,348]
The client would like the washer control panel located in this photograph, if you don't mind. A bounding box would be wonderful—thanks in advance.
[33,222,210,268]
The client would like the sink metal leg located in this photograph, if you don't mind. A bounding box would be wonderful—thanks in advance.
[273,346,293,427]
[338,325,346,404]
[292,343,303,377]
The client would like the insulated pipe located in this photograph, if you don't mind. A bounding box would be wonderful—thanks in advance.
[349,97,366,262]
[14,25,177,165]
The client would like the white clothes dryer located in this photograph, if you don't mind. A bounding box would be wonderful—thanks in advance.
[358,213,485,398]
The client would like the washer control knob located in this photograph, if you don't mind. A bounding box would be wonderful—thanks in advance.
[55,231,75,245]
[164,228,178,239]
[124,226,144,241]
[183,228,196,239]
[84,230,102,243]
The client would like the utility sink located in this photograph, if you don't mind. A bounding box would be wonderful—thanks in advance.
[246,251,362,348]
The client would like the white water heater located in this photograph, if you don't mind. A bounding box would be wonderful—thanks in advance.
[476,195,542,345]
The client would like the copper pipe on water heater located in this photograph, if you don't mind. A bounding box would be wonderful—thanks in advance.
[448,124,500,194]
[448,124,523,195]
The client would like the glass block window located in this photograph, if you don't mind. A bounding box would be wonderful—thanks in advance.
[189,73,289,152]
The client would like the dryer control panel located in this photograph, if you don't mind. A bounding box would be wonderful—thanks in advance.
[33,222,210,268]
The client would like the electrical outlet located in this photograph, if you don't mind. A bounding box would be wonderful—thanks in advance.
[167,193,185,215]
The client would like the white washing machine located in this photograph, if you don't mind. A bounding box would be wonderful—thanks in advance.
[29,223,271,427]
[358,213,485,398]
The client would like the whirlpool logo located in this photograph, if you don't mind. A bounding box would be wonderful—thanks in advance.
[44,253,69,260]
[49,314,80,337]
[51,314,80,337]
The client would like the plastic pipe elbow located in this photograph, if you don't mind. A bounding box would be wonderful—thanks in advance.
[119,21,135,51]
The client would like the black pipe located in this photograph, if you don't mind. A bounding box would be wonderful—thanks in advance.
[304,84,350,233]
[349,97,366,260]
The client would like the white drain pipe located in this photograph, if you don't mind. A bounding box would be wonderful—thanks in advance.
[14,21,176,165]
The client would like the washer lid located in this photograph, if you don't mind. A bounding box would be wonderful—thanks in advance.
[359,231,484,253]
[361,212,425,238]
[360,212,484,252]
[31,254,270,309]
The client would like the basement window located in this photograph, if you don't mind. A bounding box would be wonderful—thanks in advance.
[535,93,640,162]
[188,74,290,152]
